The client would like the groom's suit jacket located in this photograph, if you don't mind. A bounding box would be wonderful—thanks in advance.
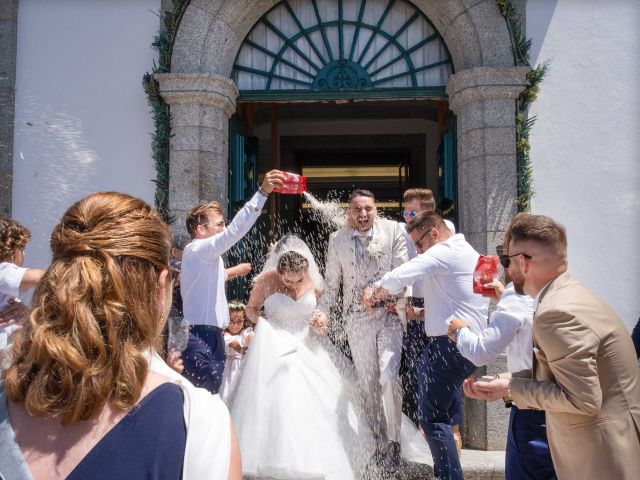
[318,218,408,316]
[510,272,640,480]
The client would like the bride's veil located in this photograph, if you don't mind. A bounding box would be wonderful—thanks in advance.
[255,234,324,291]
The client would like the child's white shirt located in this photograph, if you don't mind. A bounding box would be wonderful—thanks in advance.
[0,262,28,349]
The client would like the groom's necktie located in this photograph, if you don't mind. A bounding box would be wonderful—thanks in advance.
[354,235,370,263]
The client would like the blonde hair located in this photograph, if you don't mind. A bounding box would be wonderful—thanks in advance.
[402,188,436,211]
[186,202,223,237]
[3,192,171,424]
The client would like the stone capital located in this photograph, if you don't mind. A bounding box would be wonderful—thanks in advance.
[446,66,530,112]
[155,73,239,117]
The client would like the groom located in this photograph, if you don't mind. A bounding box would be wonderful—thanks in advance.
[312,189,408,473]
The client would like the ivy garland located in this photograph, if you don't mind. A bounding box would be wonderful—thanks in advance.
[142,0,190,222]
[497,0,550,212]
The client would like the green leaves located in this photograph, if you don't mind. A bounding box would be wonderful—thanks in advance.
[497,0,550,212]
[142,0,190,223]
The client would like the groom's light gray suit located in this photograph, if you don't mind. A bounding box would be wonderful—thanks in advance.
[318,218,408,443]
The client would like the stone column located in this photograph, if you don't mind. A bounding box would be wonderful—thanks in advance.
[155,73,239,233]
[447,66,529,451]
[0,0,18,216]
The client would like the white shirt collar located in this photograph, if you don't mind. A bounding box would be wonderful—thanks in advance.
[534,279,554,309]
[351,227,373,239]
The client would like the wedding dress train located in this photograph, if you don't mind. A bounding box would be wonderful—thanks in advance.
[229,290,430,479]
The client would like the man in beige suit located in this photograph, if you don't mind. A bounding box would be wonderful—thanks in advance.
[312,189,408,473]
[468,215,640,479]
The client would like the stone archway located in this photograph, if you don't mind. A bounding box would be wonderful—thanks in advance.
[157,0,528,259]
[157,0,529,452]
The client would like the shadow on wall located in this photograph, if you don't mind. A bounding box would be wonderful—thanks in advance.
[527,0,558,65]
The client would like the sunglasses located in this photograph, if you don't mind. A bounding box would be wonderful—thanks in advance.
[496,245,533,268]
[402,209,417,218]
[415,228,433,249]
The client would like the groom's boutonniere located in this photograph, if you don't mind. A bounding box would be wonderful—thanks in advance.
[367,239,383,258]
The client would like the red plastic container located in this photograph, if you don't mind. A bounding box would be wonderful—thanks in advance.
[473,255,499,296]
[273,172,307,194]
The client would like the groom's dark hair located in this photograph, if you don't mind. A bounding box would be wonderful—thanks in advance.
[348,189,375,202]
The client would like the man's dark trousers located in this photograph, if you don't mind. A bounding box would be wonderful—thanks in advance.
[506,406,556,480]
[181,325,226,394]
[417,336,476,480]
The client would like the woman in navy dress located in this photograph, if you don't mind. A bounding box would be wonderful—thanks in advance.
[0,192,240,480]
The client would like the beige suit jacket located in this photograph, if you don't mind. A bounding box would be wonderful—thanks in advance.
[317,218,408,316]
[510,272,640,480]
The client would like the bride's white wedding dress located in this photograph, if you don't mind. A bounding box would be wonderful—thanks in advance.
[229,290,431,479]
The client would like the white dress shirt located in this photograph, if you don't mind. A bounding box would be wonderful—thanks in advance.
[398,219,456,301]
[378,233,488,336]
[456,283,534,372]
[398,223,420,299]
[181,192,267,329]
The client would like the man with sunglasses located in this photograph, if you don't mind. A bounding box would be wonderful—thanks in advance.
[179,169,285,394]
[449,214,556,480]
[361,210,488,480]
[468,215,640,480]
[398,188,462,453]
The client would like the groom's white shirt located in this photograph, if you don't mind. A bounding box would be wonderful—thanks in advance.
[378,233,488,336]
[181,191,267,329]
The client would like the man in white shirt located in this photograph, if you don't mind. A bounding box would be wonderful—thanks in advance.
[397,188,462,452]
[180,170,284,394]
[362,211,488,480]
[447,216,556,479]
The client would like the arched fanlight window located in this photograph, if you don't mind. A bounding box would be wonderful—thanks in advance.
[232,0,453,100]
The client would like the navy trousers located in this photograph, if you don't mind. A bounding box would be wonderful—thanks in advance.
[181,325,226,394]
[417,336,477,480]
[403,322,463,426]
[506,406,557,480]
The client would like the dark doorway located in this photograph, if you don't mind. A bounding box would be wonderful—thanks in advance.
[276,134,426,267]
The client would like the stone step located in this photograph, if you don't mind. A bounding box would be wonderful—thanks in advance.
[396,449,506,480]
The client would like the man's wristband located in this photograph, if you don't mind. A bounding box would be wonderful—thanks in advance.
[257,185,269,197]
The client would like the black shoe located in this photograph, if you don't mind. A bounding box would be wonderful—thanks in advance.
[384,441,401,474]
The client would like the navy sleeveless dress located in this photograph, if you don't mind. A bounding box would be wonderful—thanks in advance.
[0,382,187,480]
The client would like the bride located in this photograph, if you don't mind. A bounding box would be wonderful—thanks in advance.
[229,235,429,479]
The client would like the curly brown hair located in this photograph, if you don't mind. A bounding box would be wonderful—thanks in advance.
[3,192,171,425]
[0,217,31,262]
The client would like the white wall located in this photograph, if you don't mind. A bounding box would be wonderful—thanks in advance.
[12,0,161,272]
[527,0,640,328]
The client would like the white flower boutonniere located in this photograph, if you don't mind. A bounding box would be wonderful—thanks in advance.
[367,239,383,258]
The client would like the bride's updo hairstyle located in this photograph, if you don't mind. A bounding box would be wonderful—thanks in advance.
[3,192,171,425]
[276,251,309,274]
